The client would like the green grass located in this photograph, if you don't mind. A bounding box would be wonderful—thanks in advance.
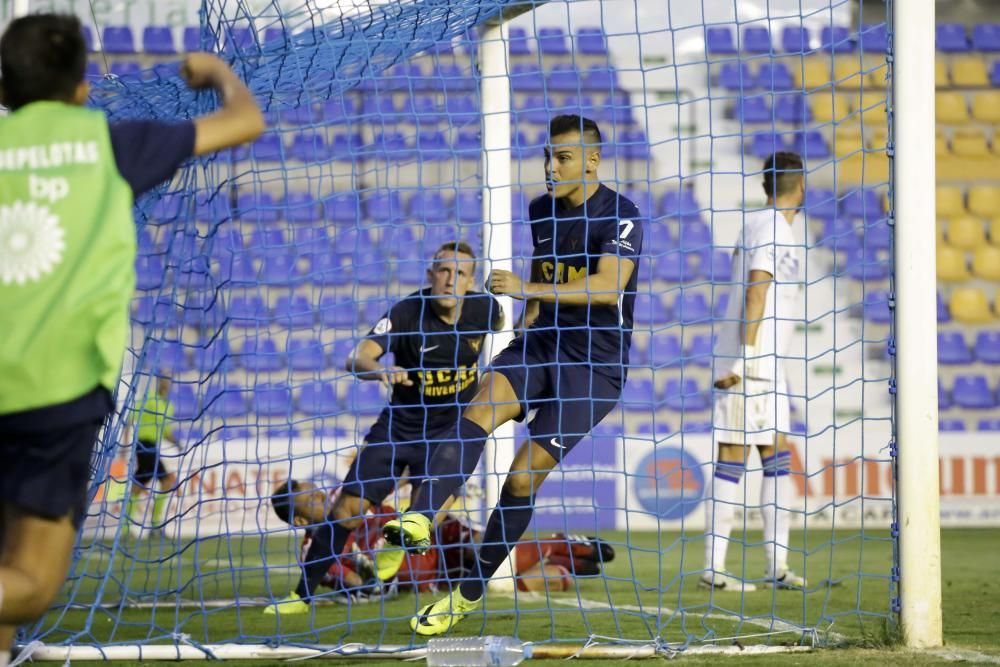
[23,528,1000,664]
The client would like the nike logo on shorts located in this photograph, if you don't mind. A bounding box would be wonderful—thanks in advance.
[538,237,552,243]
[550,437,565,449]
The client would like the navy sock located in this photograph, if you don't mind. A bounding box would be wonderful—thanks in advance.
[459,487,535,601]
[409,418,489,517]
[295,520,352,599]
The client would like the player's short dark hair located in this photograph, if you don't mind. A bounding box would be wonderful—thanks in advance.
[762,151,805,198]
[549,114,602,148]
[434,241,476,262]
[271,479,300,524]
[0,13,87,111]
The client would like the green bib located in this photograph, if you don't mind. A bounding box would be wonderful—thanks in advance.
[0,102,135,414]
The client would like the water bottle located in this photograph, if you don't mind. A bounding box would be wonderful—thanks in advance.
[426,635,533,667]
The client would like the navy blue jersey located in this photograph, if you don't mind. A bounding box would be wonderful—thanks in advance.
[527,184,643,374]
[109,121,195,197]
[365,288,502,441]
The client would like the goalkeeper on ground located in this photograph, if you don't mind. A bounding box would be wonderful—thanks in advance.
[0,13,263,660]
[703,151,807,593]
[264,242,502,615]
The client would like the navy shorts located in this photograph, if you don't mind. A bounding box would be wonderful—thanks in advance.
[0,419,101,529]
[134,439,171,485]
[491,333,622,460]
[341,420,442,504]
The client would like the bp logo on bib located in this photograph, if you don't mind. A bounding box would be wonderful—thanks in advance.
[0,201,65,285]
[633,446,705,520]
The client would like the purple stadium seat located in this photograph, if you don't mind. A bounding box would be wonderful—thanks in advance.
[974,331,1000,364]
[247,228,285,255]
[622,378,656,412]
[635,421,674,438]
[632,293,671,326]
[331,132,363,160]
[109,61,141,78]
[702,249,733,281]
[346,383,385,416]
[622,130,650,161]
[332,339,357,367]
[508,27,532,56]
[512,191,530,222]
[135,256,163,291]
[274,295,314,329]
[843,188,884,218]
[289,131,332,162]
[365,191,405,223]
[952,375,997,409]
[248,134,283,162]
[991,61,1000,87]
[819,217,861,252]
[750,131,787,158]
[142,26,175,54]
[860,23,888,53]
[863,290,892,324]
[653,252,697,282]
[537,27,569,55]
[410,191,451,223]
[229,295,268,328]
[805,188,839,219]
[240,337,284,372]
[757,62,794,90]
[510,63,544,92]
[397,258,426,286]
[323,192,360,225]
[598,92,635,125]
[311,254,352,287]
[821,26,854,53]
[454,131,481,157]
[354,252,390,286]
[660,190,702,220]
[323,98,359,125]
[775,94,811,123]
[939,419,966,432]
[370,131,412,160]
[455,191,481,223]
[937,23,969,52]
[687,333,715,367]
[847,249,890,282]
[261,253,302,286]
[434,63,475,92]
[192,338,231,374]
[681,421,713,434]
[863,218,892,251]
[287,338,327,372]
[675,292,711,325]
[102,26,135,53]
[677,221,712,251]
[973,24,1000,51]
[736,96,771,124]
[206,387,248,418]
[283,193,320,224]
[719,62,752,91]
[254,384,291,417]
[282,105,321,126]
[320,296,358,329]
[362,96,398,121]
[648,334,682,369]
[294,227,330,257]
[173,425,205,442]
[548,63,580,91]
[237,192,279,224]
[793,130,830,159]
[781,25,811,53]
[445,96,479,125]
[299,381,339,416]
[938,331,972,365]
[182,26,200,52]
[151,340,189,374]
[938,382,951,410]
[416,131,450,160]
[82,25,95,52]
[664,378,709,412]
[742,26,772,53]
[576,27,607,55]
[170,385,198,420]
[706,26,737,54]
[583,65,617,91]
[977,419,1000,432]
[714,293,730,319]
[85,62,102,80]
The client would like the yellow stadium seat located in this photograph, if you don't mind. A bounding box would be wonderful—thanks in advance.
[936,59,949,87]
[936,130,950,158]
[951,56,990,87]
[994,129,1000,156]
[868,127,889,150]
[936,92,970,123]
[936,185,966,219]
[833,128,864,158]
[937,244,971,282]
[947,216,987,250]
[971,91,1000,123]
[969,186,1000,218]
[950,287,994,323]
[797,59,831,90]
[951,129,991,158]
[854,91,887,127]
[990,219,1000,246]
[810,93,851,123]
[972,246,1000,281]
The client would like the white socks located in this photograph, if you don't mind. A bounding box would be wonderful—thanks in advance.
[704,461,745,573]
[761,451,793,577]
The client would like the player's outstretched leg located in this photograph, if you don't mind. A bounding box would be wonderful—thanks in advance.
[411,586,483,636]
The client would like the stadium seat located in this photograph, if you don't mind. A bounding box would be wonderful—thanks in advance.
[322,98,359,124]
[975,331,1000,364]
[938,331,973,365]
[863,218,892,251]
[952,375,997,409]
[756,62,794,91]
[810,93,851,124]
[686,333,715,367]
[298,381,338,416]
[254,384,292,417]
[346,383,385,416]
[846,248,890,281]
[742,26,772,53]
[260,253,302,286]
[192,337,231,374]
[736,96,771,124]
[180,26,202,52]
[946,216,986,250]
[937,186,966,219]
[660,190,702,220]
[547,63,580,91]
[291,227,329,257]
[951,129,991,157]
[632,294,670,325]
[793,130,830,159]
[797,60,831,90]
[969,186,1000,218]
[654,252,698,282]
[236,192,280,225]
[714,293,730,319]
[365,191,405,223]
[936,60,950,88]
[862,290,892,324]
[775,95,811,123]
[597,92,635,125]
[991,219,1000,246]
[977,419,1000,431]
[416,131,451,160]
[644,224,673,255]
[170,385,199,420]
[240,337,284,372]
[396,258,426,286]
[937,23,970,52]
[781,25,810,54]
[832,59,870,90]
[702,249,733,281]
[454,130,481,157]
[247,228,285,256]
[939,382,952,410]
[973,246,1000,281]
[972,91,1000,123]
[622,129,650,160]
[843,188,884,219]
[718,62,752,91]
[288,131,332,163]
[647,334,682,369]
[101,26,135,53]
[677,221,712,251]
[938,292,951,323]
[952,56,990,87]
[705,26,737,54]
[950,287,994,323]
[537,27,569,55]
[507,27,532,56]
[319,296,358,329]
[223,27,254,53]
[939,419,966,432]
[274,295,315,329]
[109,61,141,78]
[937,244,971,282]
[409,191,451,223]
[805,188,839,219]
[664,378,709,412]
[206,387,248,418]
[142,26,175,54]
[583,65,618,91]
[936,92,970,123]
[622,378,656,412]
[322,192,360,225]
[354,252,390,286]
[576,27,608,55]
[972,24,1000,51]
[675,292,711,325]
[331,132,363,160]
[821,26,854,53]
[287,338,327,372]
[282,193,320,224]
[150,341,189,374]
[860,23,888,53]
[510,63,544,92]
[135,256,164,291]
[229,296,269,328]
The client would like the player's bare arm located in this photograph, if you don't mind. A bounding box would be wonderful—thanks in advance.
[183,52,265,156]
[489,254,635,306]
[346,339,413,389]
[715,268,773,390]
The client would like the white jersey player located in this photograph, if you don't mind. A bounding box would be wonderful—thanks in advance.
[703,151,807,593]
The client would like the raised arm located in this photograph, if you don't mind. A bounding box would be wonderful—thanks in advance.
[181,53,265,156]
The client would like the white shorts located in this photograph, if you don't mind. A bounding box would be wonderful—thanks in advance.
[713,379,790,447]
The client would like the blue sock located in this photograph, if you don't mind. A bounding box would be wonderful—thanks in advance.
[409,418,489,517]
[761,451,792,478]
[459,487,535,601]
[295,521,351,599]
